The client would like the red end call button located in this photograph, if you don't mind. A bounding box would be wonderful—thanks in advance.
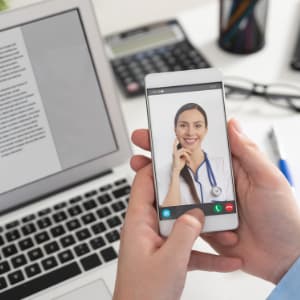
[225,203,234,213]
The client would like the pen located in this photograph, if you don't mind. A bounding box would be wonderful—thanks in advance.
[269,127,294,187]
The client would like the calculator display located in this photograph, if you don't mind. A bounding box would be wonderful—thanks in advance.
[109,27,178,57]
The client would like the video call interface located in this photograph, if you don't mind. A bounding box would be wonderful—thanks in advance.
[147,82,236,219]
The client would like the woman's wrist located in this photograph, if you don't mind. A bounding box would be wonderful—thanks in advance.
[171,167,181,177]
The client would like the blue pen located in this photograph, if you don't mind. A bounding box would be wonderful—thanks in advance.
[269,127,294,187]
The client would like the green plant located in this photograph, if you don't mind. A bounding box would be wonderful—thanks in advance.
[0,0,8,11]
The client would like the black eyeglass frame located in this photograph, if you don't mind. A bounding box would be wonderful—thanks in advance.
[224,79,300,113]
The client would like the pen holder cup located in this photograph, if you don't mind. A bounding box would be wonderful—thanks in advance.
[218,0,269,54]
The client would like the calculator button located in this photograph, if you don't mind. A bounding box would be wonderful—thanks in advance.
[118,70,131,79]
[143,65,155,73]
[154,60,166,68]
[140,58,151,65]
[126,82,140,93]
[111,59,122,67]
[131,66,143,75]
[165,57,176,65]
[144,50,155,57]
[122,57,132,65]
[188,49,199,58]
[114,64,126,72]
[135,78,144,86]
[198,61,209,68]
[159,66,169,72]
[135,73,145,81]
[173,65,182,71]
[187,65,196,69]
[173,48,183,57]
[179,42,190,51]
[135,53,146,59]
[191,56,202,63]
[128,61,139,68]
[124,77,134,84]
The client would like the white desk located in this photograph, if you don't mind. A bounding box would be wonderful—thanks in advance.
[7,0,300,299]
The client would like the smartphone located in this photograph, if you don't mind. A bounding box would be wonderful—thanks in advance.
[145,68,238,236]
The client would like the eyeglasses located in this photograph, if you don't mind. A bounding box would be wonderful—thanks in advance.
[224,77,300,112]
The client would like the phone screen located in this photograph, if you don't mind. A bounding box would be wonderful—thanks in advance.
[146,81,236,220]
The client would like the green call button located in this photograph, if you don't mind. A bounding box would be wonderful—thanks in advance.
[213,203,223,213]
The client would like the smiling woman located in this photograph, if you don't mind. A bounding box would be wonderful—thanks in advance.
[162,102,231,206]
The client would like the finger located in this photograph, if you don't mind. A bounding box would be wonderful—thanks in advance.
[130,155,151,172]
[173,138,179,153]
[231,156,250,190]
[125,163,159,233]
[178,152,191,164]
[177,147,192,155]
[176,148,191,159]
[228,119,283,185]
[127,164,154,217]
[188,250,242,272]
[176,148,186,158]
[131,129,150,151]
[201,231,239,247]
[160,209,204,266]
[184,147,192,153]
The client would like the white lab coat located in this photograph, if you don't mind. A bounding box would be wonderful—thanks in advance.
[157,155,234,205]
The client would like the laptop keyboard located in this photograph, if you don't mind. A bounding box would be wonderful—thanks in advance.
[0,178,130,299]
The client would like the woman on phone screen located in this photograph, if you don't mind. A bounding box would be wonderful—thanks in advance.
[161,103,233,206]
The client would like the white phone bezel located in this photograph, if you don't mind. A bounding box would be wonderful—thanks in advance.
[145,68,239,236]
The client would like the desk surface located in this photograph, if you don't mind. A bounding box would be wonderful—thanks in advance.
[7,0,300,299]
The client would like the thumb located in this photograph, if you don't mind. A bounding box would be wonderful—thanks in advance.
[160,209,204,266]
[228,118,280,181]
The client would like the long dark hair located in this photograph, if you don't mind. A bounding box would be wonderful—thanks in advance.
[174,103,208,204]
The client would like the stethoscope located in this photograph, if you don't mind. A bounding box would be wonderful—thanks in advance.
[192,152,223,202]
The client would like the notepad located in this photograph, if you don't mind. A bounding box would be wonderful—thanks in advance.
[241,116,300,200]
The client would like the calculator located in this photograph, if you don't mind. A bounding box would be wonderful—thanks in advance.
[105,19,211,97]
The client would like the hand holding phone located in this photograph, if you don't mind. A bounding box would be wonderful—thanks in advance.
[145,68,238,236]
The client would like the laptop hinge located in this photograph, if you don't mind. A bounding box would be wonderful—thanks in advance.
[47,169,114,197]
[0,169,113,216]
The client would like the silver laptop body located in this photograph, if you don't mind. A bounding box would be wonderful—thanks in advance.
[0,0,132,298]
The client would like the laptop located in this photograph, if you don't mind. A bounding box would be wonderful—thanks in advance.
[0,0,133,299]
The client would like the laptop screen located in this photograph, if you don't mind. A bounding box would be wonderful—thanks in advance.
[0,7,127,211]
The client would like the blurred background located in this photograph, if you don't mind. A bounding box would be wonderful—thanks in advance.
[10,0,209,34]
